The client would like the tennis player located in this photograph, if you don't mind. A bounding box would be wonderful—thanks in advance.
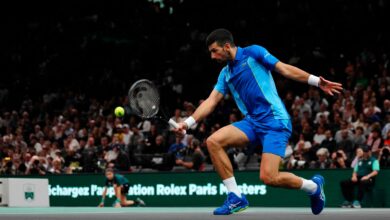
[174,29,343,215]
[99,168,145,208]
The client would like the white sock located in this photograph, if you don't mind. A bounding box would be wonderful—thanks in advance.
[300,178,318,194]
[223,176,242,198]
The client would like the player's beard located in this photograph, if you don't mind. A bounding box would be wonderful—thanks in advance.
[216,49,231,64]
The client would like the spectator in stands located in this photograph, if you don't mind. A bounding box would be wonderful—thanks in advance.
[313,126,326,147]
[294,134,312,161]
[113,144,130,171]
[301,120,314,142]
[129,127,144,151]
[351,147,364,168]
[30,135,42,153]
[175,138,205,171]
[366,128,383,155]
[144,124,158,146]
[378,146,390,168]
[168,136,185,156]
[49,158,63,174]
[169,109,184,131]
[292,96,312,119]
[335,121,353,143]
[287,150,307,170]
[340,146,380,208]
[137,119,151,136]
[64,133,80,152]
[81,137,98,173]
[341,100,357,123]
[64,148,81,173]
[26,156,46,175]
[1,157,14,175]
[382,114,390,139]
[384,130,390,148]
[378,130,390,168]
[122,124,132,146]
[314,100,330,124]
[104,144,118,164]
[353,126,367,148]
[194,122,208,142]
[352,113,368,131]
[144,135,166,154]
[310,148,331,169]
[34,125,44,139]
[363,102,382,123]
[320,130,337,154]
[337,130,355,159]
[382,99,390,114]
[329,112,342,134]
[330,149,348,169]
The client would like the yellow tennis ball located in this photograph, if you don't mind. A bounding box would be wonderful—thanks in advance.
[114,106,125,117]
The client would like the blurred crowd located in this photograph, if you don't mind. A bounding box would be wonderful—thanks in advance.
[1,0,390,175]
[1,50,389,175]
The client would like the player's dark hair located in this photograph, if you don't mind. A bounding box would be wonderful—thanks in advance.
[206,28,235,47]
[105,168,114,173]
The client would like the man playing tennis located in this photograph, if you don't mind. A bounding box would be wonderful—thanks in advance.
[174,29,343,215]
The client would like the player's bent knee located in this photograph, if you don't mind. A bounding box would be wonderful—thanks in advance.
[206,136,221,151]
[260,172,278,186]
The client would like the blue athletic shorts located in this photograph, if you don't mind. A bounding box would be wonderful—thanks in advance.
[232,116,292,158]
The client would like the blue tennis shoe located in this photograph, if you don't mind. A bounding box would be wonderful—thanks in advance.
[213,192,249,215]
[310,174,326,215]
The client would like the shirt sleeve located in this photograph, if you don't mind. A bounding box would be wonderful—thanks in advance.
[245,45,279,71]
[214,69,229,96]
[354,163,358,172]
[372,159,380,171]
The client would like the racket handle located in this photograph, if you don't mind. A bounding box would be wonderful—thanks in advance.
[168,119,186,134]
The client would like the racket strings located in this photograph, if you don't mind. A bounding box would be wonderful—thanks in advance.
[129,81,160,118]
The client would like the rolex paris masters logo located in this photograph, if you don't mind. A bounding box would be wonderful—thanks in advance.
[23,184,35,202]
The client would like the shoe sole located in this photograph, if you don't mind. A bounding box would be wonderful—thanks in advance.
[214,205,249,215]
[231,205,249,214]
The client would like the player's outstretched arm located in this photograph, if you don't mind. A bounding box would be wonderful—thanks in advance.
[274,61,343,96]
[113,185,122,208]
[99,187,107,207]
[174,89,223,133]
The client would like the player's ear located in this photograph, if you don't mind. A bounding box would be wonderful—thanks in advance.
[223,42,231,51]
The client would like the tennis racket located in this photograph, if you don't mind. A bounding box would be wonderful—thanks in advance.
[128,79,185,134]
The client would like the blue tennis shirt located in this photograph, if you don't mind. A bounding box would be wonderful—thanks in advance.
[214,45,290,122]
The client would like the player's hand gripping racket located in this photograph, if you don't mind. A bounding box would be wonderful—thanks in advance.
[128,79,186,134]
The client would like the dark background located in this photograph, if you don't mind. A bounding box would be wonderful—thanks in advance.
[1,0,389,110]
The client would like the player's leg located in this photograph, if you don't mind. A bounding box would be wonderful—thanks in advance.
[121,197,145,207]
[260,153,303,188]
[355,179,373,208]
[340,179,356,206]
[120,196,135,206]
[119,184,134,206]
[258,121,325,215]
[120,196,145,207]
[119,184,146,207]
[207,121,255,215]
[206,124,249,180]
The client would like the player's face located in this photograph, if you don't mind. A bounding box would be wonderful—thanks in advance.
[105,171,114,180]
[208,42,230,63]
